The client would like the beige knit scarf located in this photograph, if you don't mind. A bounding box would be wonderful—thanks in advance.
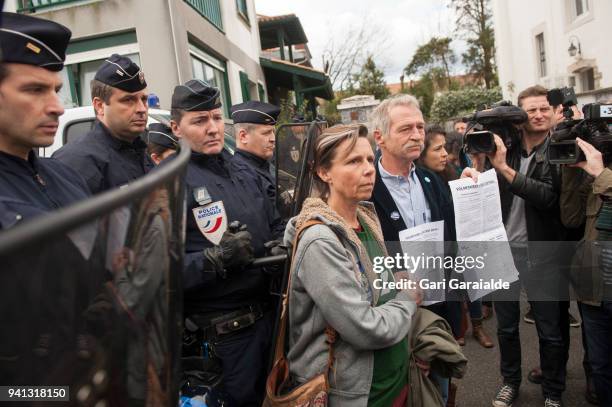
[294,197,389,305]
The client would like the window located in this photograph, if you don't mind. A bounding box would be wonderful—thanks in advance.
[536,33,547,77]
[239,71,250,102]
[568,76,576,88]
[236,0,249,23]
[64,119,95,145]
[61,53,141,107]
[580,68,595,92]
[190,44,231,116]
[258,83,266,102]
[574,0,589,17]
[184,0,223,31]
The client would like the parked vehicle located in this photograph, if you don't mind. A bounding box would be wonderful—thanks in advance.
[44,106,235,157]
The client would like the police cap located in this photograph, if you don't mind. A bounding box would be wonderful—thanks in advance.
[230,101,280,125]
[94,53,147,92]
[146,123,178,150]
[0,12,71,71]
[171,79,222,111]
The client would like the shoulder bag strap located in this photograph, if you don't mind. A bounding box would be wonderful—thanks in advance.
[272,219,338,368]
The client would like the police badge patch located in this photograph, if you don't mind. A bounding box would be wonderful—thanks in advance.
[290,146,300,163]
[192,201,228,245]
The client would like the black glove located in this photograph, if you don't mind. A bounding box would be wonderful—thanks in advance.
[264,240,288,257]
[203,221,254,278]
[262,240,288,278]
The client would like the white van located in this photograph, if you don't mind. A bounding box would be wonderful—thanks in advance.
[43,107,235,157]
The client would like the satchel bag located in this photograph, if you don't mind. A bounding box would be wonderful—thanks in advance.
[262,220,337,407]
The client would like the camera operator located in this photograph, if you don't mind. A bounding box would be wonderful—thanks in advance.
[472,85,568,407]
[560,134,612,406]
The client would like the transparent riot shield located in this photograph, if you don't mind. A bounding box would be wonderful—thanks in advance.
[267,121,327,373]
[0,141,190,406]
[274,121,327,219]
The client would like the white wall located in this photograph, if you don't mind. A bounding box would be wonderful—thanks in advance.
[3,0,17,12]
[492,0,612,106]
[223,0,262,63]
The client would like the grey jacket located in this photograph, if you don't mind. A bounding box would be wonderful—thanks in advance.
[283,198,417,407]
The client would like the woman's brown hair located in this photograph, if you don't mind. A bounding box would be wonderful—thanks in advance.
[311,124,368,199]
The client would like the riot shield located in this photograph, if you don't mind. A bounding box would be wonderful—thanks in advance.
[274,122,327,219]
[267,121,326,373]
[0,141,190,406]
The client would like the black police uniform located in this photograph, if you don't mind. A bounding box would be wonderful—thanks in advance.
[145,122,178,150]
[0,11,89,225]
[233,149,275,202]
[52,54,153,194]
[230,101,282,217]
[54,121,154,194]
[174,80,282,406]
[0,12,93,385]
[0,151,90,228]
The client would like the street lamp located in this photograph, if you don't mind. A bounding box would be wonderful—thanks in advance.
[568,35,582,57]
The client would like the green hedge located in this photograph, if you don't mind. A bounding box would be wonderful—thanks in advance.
[430,86,502,122]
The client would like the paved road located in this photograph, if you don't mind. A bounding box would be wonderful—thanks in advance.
[455,301,589,407]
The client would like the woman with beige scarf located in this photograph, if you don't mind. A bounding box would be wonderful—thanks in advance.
[283,124,420,407]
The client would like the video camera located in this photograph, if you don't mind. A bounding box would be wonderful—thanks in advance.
[547,86,612,165]
[461,101,527,154]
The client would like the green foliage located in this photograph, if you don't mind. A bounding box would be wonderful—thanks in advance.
[352,56,389,101]
[429,86,502,122]
[405,37,456,91]
[450,0,498,88]
[321,95,343,126]
[276,96,295,126]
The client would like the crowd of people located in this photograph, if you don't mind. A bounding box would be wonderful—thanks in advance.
[1,10,611,407]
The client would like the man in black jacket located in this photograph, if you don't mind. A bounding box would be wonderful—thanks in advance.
[485,85,568,407]
[53,54,154,194]
[370,94,456,243]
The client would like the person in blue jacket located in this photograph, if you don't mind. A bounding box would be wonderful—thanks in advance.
[53,54,154,194]
[230,100,281,206]
[170,79,283,407]
[0,12,92,385]
[0,12,90,225]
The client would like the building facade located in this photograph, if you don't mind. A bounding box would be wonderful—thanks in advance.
[492,0,612,105]
[337,95,380,125]
[9,0,267,113]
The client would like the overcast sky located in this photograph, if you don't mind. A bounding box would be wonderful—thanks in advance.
[255,0,465,85]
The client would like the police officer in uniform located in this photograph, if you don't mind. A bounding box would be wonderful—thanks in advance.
[170,79,282,406]
[0,12,90,226]
[231,100,280,205]
[0,12,92,385]
[53,54,153,194]
[145,122,178,165]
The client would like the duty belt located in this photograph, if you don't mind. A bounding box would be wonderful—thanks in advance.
[188,303,267,338]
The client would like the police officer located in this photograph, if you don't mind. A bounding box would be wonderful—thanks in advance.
[0,12,90,227]
[145,122,178,165]
[170,79,283,406]
[0,12,92,385]
[231,100,280,205]
[53,54,153,194]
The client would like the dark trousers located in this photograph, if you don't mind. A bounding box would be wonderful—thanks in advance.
[494,248,569,399]
[580,301,612,406]
[213,311,274,407]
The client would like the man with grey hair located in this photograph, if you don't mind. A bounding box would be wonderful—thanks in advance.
[370,94,459,404]
[370,94,455,242]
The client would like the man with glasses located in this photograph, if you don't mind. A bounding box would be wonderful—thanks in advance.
[485,85,569,407]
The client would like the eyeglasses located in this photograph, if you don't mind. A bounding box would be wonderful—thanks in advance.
[525,106,552,116]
